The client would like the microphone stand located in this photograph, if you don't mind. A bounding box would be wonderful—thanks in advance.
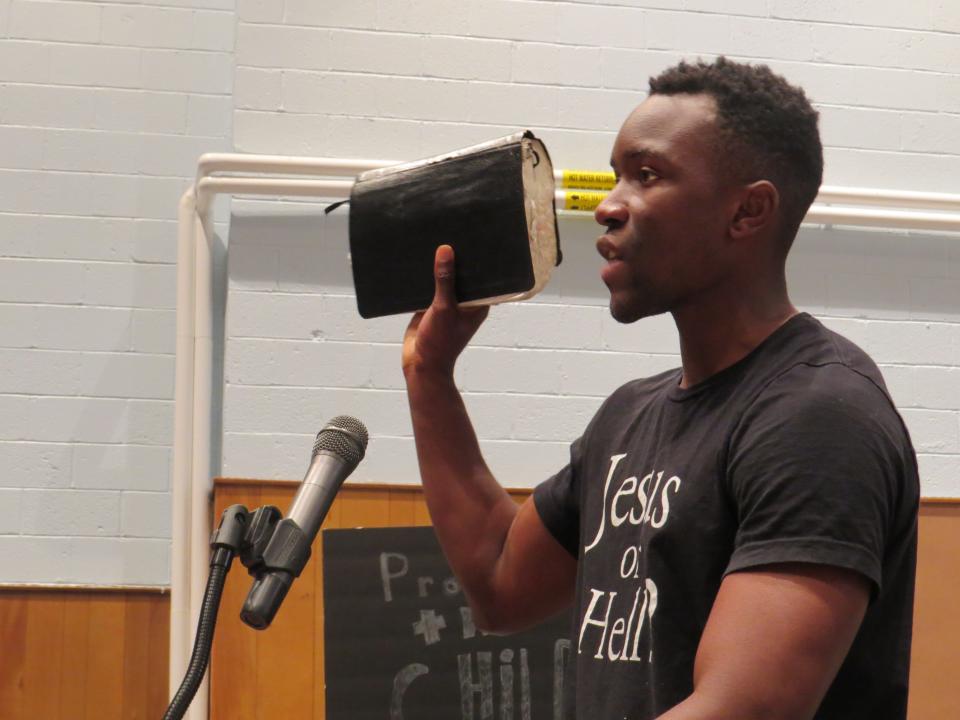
[163,503,283,720]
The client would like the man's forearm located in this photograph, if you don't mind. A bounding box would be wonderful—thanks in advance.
[404,367,520,620]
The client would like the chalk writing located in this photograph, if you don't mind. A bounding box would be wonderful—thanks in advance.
[325,527,570,720]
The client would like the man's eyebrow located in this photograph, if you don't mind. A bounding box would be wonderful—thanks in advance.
[625,148,669,163]
[610,147,669,169]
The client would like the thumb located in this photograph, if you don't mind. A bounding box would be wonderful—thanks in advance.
[432,244,457,310]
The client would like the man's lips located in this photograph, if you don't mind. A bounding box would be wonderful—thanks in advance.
[597,235,632,286]
[596,235,622,262]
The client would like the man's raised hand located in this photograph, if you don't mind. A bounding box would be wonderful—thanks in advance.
[402,244,489,378]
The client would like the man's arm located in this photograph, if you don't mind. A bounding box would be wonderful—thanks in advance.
[659,563,870,720]
[402,245,577,633]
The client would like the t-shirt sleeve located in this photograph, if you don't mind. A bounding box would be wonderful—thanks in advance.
[725,363,908,595]
[533,435,583,558]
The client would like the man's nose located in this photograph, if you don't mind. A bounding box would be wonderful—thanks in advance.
[594,187,627,228]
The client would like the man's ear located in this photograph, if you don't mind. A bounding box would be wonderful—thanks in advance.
[730,180,779,240]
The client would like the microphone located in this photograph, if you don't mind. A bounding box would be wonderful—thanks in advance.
[240,415,368,629]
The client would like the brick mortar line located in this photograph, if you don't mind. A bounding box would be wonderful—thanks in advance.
[226,336,959,359]
[243,14,960,41]
[0,124,231,141]
[265,64,960,85]
[0,437,171,448]
[235,46,960,81]
[2,37,235,54]
[0,79,232,98]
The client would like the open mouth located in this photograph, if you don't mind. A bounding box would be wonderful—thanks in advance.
[597,236,621,262]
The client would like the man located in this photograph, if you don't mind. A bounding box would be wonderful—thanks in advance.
[402,57,918,720]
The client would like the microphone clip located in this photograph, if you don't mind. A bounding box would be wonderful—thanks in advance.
[208,504,252,569]
[252,517,313,579]
[209,503,295,577]
[236,505,283,576]
[230,505,312,582]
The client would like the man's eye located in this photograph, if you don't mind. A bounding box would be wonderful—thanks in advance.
[638,168,658,183]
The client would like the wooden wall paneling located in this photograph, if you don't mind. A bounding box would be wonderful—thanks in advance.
[121,595,152,718]
[413,493,433,525]
[59,594,92,714]
[337,486,393,527]
[23,593,65,719]
[145,592,172,717]
[386,487,422,526]
[907,502,960,719]
[0,589,168,720]
[0,594,28,717]
[86,594,127,719]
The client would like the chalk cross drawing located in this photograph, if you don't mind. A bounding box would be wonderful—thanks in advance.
[413,609,447,645]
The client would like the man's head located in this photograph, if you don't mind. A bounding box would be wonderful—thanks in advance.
[595,57,822,323]
[648,57,823,243]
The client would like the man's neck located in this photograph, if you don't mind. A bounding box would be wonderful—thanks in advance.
[672,295,798,389]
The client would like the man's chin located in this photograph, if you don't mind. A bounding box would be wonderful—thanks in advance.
[609,303,645,324]
[609,299,665,325]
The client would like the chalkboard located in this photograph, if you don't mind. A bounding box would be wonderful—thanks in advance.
[323,526,572,720]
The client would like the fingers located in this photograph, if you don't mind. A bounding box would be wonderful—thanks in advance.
[432,244,456,311]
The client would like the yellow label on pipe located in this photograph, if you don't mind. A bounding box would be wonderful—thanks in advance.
[563,190,607,212]
[561,170,616,190]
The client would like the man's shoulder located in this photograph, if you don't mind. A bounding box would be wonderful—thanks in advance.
[726,313,913,455]
[741,360,910,461]
[761,314,894,409]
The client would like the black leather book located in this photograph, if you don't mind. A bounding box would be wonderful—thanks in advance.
[348,131,561,319]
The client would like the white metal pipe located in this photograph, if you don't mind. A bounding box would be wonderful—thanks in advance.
[805,205,960,233]
[196,177,352,213]
[172,152,960,720]
[170,189,197,702]
[816,186,960,213]
[196,153,394,182]
[186,210,215,720]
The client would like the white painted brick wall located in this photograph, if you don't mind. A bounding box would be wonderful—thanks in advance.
[0,0,233,585]
[4,0,959,587]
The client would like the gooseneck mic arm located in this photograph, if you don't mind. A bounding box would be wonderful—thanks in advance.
[163,504,249,720]
[241,415,369,630]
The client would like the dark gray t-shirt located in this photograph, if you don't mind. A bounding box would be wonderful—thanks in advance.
[534,313,919,720]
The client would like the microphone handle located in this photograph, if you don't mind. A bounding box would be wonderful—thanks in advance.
[240,452,355,629]
[242,573,293,629]
[286,451,353,540]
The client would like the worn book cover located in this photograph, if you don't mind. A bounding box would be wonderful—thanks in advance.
[348,131,561,319]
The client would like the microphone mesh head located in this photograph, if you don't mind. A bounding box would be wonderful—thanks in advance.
[313,415,368,466]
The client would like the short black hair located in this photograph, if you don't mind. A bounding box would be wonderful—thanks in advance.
[649,56,823,247]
